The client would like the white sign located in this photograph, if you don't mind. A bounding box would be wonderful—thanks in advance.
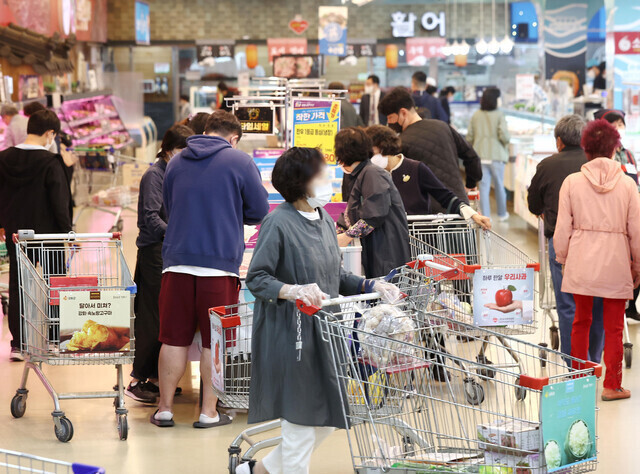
[516,74,536,101]
[472,268,535,327]
[59,290,131,353]
[391,11,446,38]
[211,313,225,394]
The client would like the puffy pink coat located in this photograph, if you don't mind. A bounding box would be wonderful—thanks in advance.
[554,158,640,299]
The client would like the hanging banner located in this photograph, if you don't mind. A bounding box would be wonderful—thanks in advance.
[234,106,275,135]
[612,0,640,111]
[267,38,308,62]
[196,40,235,61]
[543,1,587,94]
[134,1,150,45]
[344,41,377,58]
[614,32,640,55]
[472,268,535,327]
[405,37,446,66]
[541,377,597,472]
[318,6,348,56]
[292,99,341,164]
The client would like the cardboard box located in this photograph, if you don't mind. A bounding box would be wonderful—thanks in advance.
[478,419,541,452]
[481,450,543,473]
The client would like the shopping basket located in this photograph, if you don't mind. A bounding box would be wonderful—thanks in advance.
[9,230,136,442]
[0,449,105,474]
[298,293,602,474]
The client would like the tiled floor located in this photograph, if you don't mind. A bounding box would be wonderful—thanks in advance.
[0,205,637,473]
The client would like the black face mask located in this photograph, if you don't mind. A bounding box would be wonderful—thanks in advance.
[388,122,403,134]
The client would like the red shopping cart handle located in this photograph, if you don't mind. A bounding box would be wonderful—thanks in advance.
[209,306,242,328]
[296,300,321,316]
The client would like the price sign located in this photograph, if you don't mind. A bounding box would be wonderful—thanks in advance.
[292,99,341,164]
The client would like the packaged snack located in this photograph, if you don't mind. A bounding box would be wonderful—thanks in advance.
[478,419,541,452]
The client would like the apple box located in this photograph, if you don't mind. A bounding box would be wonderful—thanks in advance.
[478,419,541,452]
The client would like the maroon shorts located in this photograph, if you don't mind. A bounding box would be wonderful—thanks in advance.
[158,272,240,349]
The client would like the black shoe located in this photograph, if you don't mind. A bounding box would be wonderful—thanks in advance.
[626,310,640,322]
[430,365,451,382]
[144,381,182,396]
[124,382,157,404]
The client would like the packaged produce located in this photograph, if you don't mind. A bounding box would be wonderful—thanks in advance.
[477,419,541,452]
[431,291,474,325]
[358,304,416,367]
[481,450,542,473]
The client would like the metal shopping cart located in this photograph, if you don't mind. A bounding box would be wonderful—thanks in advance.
[9,230,136,442]
[299,292,602,473]
[0,229,10,315]
[0,448,105,474]
[72,149,142,232]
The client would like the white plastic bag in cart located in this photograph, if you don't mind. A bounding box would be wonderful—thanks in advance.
[358,304,416,367]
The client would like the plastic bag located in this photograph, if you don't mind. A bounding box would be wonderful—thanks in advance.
[358,304,416,367]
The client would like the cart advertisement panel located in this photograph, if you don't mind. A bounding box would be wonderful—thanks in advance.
[211,314,225,394]
[472,268,534,327]
[541,377,597,471]
[59,290,131,353]
[292,99,341,164]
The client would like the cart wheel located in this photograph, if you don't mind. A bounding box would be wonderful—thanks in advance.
[550,326,560,351]
[464,380,484,405]
[10,393,26,418]
[475,355,496,379]
[624,343,633,369]
[515,386,527,401]
[54,416,74,442]
[539,343,548,368]
[117,414,128,440]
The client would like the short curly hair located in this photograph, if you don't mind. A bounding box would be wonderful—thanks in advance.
[581,119,620,161]
[335,127,373,166]
[365,125,402,156]
[272,147,325,203]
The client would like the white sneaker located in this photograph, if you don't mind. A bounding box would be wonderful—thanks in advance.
[497,213,510,222]
[10,348,24,362]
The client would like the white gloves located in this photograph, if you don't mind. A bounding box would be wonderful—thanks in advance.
[283,283,329,306]
[373,280,402,304]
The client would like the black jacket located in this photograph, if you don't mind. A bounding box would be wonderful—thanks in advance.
[0,147,72,236]
[400,119,482,213]
[136,159,168,248]
[527,145,587,238]
[360,91,387,126]
[440,96,451,124]
[413,92,449,122]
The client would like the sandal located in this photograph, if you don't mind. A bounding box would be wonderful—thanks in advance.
[149,409,175,427]
[193,412,233,429]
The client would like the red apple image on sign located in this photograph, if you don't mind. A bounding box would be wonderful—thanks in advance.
[495,285,516,307]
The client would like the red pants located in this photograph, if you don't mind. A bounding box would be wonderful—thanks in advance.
[571,294,626,389]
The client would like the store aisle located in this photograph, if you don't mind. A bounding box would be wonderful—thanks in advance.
[0,208,638,473]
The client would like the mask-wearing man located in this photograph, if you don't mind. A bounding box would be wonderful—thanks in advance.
[359,74,386,126]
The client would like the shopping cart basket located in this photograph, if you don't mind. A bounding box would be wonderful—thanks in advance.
[0,228,9,315]
[9,230,136,442]
[72,150,141,232]
[299,293,602,474]
[0,448,105,474]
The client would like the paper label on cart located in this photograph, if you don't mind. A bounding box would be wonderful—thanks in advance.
[59,290,131,353]
[625,163,637,175]
[472,268,534,327]
[210,314,225,394]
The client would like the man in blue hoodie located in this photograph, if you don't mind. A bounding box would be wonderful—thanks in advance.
[151,111,269,429]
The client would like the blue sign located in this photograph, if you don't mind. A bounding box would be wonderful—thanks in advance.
[318,6,348,57]
[135,1,150,45]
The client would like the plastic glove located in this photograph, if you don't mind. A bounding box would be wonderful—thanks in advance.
[372,280,402,304]
[283,283,329,307]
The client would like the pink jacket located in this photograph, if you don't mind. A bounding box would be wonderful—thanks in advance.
[554,158,640,299]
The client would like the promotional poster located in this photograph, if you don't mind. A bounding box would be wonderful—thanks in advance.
[472,268,534,327]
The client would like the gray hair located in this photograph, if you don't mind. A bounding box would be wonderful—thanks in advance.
[554,114,586,147]
[0,104,18,117]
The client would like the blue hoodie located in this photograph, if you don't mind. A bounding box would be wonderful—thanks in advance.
[162,135,269,273]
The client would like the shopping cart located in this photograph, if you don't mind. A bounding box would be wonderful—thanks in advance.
[299,293,602,473]
[537,218,560,351]
[0,228,9,315]
[467,190,480,212]
[72,149,141,232]
[9,230,136,442]
[0,448,105,474]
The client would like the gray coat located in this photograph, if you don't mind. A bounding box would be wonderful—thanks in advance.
[245,203,363,428]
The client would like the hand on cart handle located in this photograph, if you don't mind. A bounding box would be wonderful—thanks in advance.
[367,279,402,304]
[296,292,383,316]
[283,283,329,307]
[471,214,492,230]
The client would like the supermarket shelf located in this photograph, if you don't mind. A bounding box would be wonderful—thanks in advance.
[68,112,119,128]
[74,126,127,144]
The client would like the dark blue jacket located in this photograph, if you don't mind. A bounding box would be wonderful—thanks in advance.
[136,159,167,248]
[413,92,449,123]
[162,135,269,273]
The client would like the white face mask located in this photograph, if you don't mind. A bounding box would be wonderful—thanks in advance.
[46,133,56,151]
[587,70,596,79]
[307,180,333,209]
[619,128,626,144]
[364,85,374,95]
[497,97,503,108]
[371,153,388,169]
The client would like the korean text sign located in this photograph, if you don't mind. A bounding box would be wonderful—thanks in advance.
[541,377,597,472]
[292,99,341,164]
[472,267,534,327]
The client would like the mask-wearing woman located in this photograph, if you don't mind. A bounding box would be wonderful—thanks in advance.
[240,147,399,474]
[596,110,638,189]
[125,124,194,403]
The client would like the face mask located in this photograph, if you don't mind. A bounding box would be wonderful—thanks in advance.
[371,153,388,169]
[307,180,333,209]
[364,85,374,95]
[587,70,596,79]
[46,133,56,151]
[497,97,503,108]
[618,128,626,144]
[388,122,403,134]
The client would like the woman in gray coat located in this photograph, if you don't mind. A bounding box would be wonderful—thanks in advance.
[239,147,399,474]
